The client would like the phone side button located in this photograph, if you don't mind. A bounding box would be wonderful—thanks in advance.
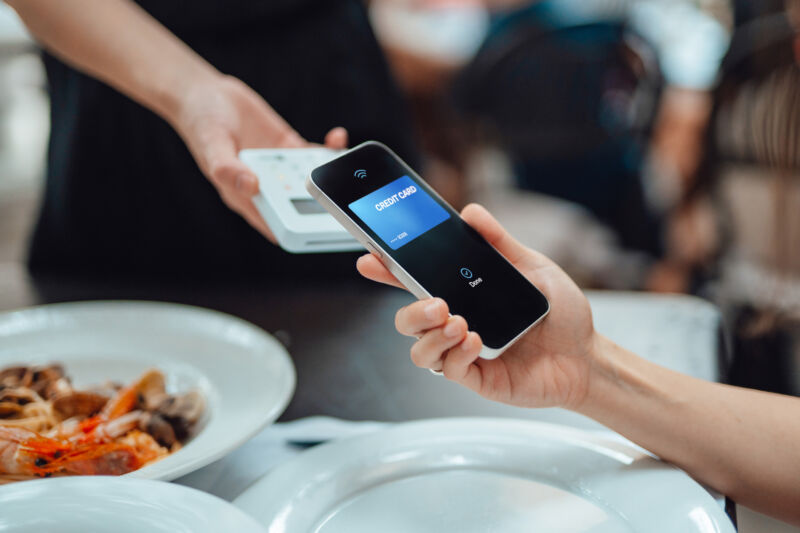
[366,242,383,259]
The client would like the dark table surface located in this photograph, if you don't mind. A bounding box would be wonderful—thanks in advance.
[0,262,723,430]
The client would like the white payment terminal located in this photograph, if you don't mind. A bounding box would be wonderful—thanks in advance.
[239,148,363,253]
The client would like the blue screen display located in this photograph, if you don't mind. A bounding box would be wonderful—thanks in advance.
[348,175,450,250]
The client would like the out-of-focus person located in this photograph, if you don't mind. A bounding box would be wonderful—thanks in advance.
[384,0,728,288]
[668,0,800,394]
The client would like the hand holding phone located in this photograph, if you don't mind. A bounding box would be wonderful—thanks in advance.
[358,203,596,410]
[307,141,550,359]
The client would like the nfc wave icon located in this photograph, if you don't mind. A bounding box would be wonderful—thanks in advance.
[354,169,367,179]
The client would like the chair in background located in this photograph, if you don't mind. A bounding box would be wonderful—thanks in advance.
[452,1,664,258]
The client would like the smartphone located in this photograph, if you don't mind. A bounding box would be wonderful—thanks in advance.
[307,141,550,359]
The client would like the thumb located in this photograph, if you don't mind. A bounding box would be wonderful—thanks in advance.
[460,203,539,266]
[199,126,259,196]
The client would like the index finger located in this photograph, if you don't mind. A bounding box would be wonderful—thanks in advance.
[356,254,405,290]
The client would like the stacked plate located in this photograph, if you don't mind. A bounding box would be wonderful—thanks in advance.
[0,478,266,533]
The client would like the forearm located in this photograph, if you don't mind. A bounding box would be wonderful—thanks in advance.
[578,334,800,524]
[7,0,219,124]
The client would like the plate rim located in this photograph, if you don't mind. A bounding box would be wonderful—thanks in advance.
[0,476,268,531]
[0,299,297,481]
[233,416,736,532]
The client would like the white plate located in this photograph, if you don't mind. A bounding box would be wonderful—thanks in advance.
[0,300,295,480]
[0,477,267,532]
[234,418,735,533]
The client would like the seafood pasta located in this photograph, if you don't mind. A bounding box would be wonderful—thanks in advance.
[0,364,203,483]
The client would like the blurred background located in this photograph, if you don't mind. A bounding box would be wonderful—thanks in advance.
[0,1,798,530]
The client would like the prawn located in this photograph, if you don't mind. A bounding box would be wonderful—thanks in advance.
[48,410,143,444]
[0,426,142,477]
[48,369,163,443]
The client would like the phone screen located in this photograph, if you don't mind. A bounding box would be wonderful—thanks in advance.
[312,143,549,349]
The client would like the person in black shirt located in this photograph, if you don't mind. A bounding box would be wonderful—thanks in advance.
[8,0,418,279]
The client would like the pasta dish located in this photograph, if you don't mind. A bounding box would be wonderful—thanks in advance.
[0,364,203,483]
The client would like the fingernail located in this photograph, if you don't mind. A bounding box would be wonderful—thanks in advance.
[424,301,441,321]
[444,319,462,338]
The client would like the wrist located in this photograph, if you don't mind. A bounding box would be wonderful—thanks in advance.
[571,333,644,417]
[146,61,222,127]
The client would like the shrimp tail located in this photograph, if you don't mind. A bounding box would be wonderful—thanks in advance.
[100,369,166,420]
[42,442,142,476]
[100,383,139,420]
